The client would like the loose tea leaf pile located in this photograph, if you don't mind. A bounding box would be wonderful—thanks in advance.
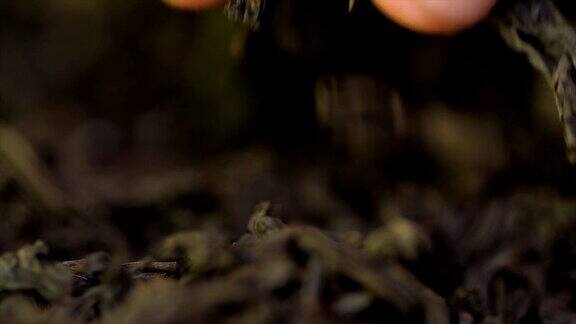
[1,195,576,323]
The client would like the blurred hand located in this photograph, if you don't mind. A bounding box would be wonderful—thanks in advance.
[163,0,227,10]
[372,0,497,34]
[163,0,497,34]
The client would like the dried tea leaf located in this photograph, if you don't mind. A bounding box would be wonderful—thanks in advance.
[159,231,232,278]
[0,241,71,302]
[364,217,428,261]
[348,0,356,13]
[62,252,111,278]
[332,292,373,317]
[247,201,285,239]
[495,0,576,162]
[101,279,192,324]
[224,0,265,29]
[553,55,576,162]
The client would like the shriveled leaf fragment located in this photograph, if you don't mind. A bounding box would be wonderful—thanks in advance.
[102,279,192,324]
[332,292,373,317]
[122,260,181,281]
[62,252,111,278]
[553,55,576,162]
[0,241,71,302]
[159,231,232,278]
[248,201,285,239]
[495,0,576,162]
[62,252,112,297]
[253,226,341,271]
[364,216,429,261]
[348,0,356,13]
[67,265,135,321]
[224,0,265,29]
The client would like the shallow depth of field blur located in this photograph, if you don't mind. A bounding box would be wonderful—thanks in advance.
[2,0,576,323]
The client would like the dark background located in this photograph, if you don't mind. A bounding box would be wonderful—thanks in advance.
[0,0,574,259]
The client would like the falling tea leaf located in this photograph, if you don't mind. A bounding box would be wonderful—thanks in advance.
[224,0,265,29]
[495,0,576,162]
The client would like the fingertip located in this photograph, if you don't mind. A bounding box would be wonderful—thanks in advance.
[372,0,497,34]
[163,0,227,10]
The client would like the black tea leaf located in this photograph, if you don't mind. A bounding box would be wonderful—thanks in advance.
[495,0,576,163]
[224,0,265,29]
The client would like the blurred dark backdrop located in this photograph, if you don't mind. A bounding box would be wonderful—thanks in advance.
[0,0,574,259]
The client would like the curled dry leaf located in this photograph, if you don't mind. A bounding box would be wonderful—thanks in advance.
[495,0,576,162]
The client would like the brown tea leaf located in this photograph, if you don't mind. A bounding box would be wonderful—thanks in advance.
[496,0,576,162]
[0,241,71,302]
[159,231,233,278]
[247,201,285,239]
[224,0,265,29]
